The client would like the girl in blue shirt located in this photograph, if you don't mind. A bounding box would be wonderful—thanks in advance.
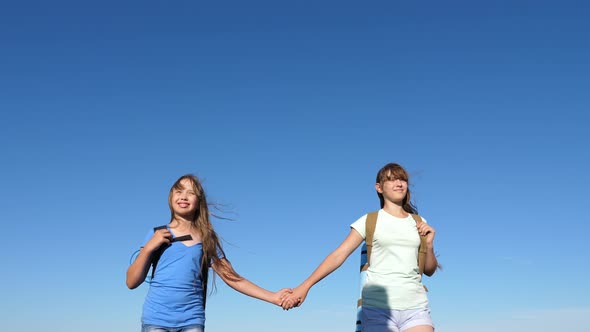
[127,174,291,332]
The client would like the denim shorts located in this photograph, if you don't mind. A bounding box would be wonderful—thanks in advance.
[141,324,204,332]
[361,306,434,332]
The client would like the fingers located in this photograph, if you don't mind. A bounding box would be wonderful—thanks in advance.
[277,286,305,310]
[416,223,436,244]
[155,229,172,244]
[146,230,172,251]
[281,297,300,310]
[278,288,293,301]
[280,294,292,309]
[280,288,293,295]
[416,223,434,237]
[276,288,296,310]
[279,293,301,310]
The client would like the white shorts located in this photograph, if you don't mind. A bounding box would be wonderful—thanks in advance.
[361,306,434,332]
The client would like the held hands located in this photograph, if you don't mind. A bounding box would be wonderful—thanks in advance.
[272,288,295,307]
[280,285,308,310]
[416,221,435,245]
[145,231,306,311]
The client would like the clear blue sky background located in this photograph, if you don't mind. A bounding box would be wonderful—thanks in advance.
[1,1,589,331]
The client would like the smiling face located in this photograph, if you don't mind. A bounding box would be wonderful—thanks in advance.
[375,163,415,211]
[169,178,199,219]
[376,177,408,205]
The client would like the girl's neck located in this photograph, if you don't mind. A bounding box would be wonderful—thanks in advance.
[171,216,194,230]
[382,202,408,218]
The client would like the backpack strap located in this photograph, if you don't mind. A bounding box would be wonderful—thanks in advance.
[150,225,169,280]
[149,224,195,280]
[410,214,429,291]
[361,211,379,272]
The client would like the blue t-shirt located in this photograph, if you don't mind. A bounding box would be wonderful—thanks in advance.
[141,227,205,327]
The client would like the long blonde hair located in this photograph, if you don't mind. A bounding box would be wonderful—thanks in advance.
[168,174,241,304]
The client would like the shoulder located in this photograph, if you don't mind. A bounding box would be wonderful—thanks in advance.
[350,211,379,238]
[350,213,367,238]
[141,228,155,246]
[411,214,428,224]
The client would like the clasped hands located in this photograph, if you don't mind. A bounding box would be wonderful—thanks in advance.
[276,286,308,310]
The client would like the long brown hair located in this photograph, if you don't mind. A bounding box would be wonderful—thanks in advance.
[375,163,418,214]
[168,174,241,305]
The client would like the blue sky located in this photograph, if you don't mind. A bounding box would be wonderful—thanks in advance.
[1,1,589,331]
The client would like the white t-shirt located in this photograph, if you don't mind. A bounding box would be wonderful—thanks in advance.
[351,209,429,310]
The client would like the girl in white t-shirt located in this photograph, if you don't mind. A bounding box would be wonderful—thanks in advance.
[282,163,439,332]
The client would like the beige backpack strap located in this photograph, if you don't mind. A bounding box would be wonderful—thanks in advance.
[361,211,379,272]
[410,214,428,276]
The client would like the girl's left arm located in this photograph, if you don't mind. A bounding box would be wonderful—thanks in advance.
[423,243,439,276]
[212,258,291,306]
[417,222,439,276]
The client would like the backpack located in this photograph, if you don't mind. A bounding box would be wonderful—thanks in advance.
[355,211,428,332]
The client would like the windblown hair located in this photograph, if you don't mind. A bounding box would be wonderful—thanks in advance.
[168,174,242,306]
[375,163,418,214]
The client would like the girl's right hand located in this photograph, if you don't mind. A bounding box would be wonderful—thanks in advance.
[144,229,172,252]
[280,285,307,310]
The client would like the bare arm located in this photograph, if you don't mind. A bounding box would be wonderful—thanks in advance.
[282,229,364,308]
[417,222,438,277]
[212,258,292,306]
[126,229,171,289]
[423,243,438,276]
